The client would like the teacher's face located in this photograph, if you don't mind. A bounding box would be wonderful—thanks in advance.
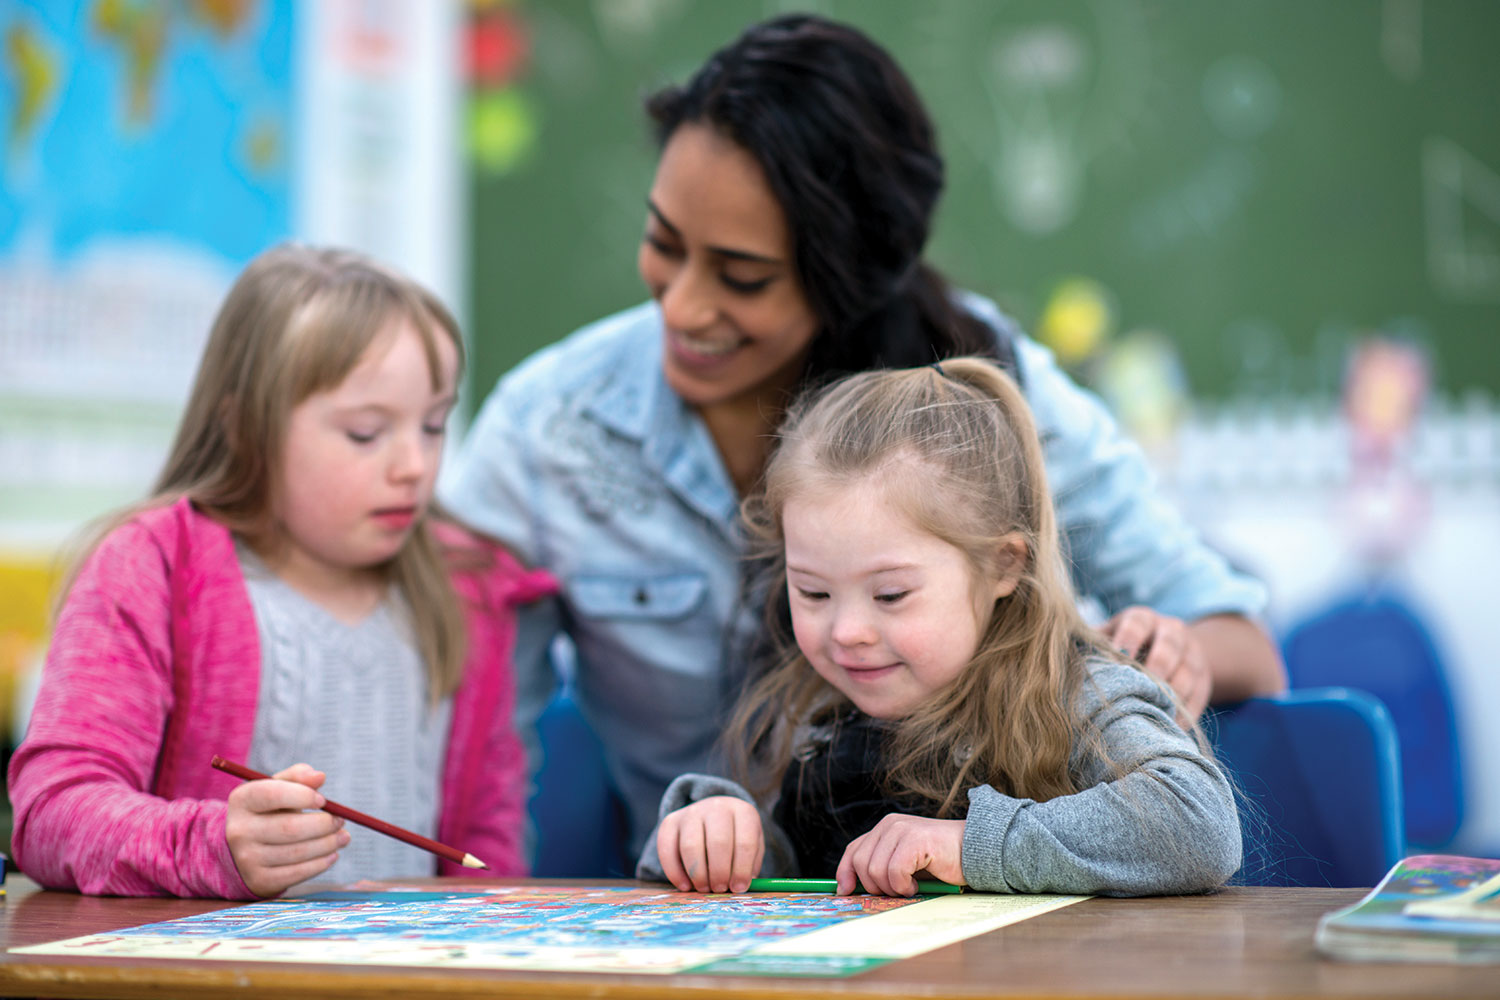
[638,123,820,412]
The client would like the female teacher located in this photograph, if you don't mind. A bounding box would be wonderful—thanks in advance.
[442,13,1285,859]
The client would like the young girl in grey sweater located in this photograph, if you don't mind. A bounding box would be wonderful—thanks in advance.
[639,359,1241,897]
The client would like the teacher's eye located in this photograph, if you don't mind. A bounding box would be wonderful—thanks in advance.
[721,274,772,294]
[422,422,447,437]
[643,232,680,258]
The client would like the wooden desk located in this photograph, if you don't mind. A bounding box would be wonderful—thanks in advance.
[2,876,1493,999]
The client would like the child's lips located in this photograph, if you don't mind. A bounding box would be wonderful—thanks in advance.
[839,661,900,679]
[371,507,417,530]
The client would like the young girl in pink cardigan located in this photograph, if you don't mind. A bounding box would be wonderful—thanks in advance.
[8,245,553,899]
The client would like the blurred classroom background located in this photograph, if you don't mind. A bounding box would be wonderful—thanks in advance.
[2,1,1497,859]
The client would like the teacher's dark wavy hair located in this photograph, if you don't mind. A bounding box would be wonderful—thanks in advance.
[644,14,1001,383]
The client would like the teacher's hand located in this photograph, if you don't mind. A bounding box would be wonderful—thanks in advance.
[1102,606,1209,726]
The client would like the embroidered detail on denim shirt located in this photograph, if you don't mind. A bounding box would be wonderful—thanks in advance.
[544,409,660,520]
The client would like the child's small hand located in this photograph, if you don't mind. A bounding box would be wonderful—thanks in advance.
[225,763,350,898]
[836,814,966,896]
[655,795,764,894]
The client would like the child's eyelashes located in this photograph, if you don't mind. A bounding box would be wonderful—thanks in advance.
[791,587,909,605]
[344,425,446,444]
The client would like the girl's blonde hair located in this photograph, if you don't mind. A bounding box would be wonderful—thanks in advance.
[733,357,1130,814]
[59,243,470,699]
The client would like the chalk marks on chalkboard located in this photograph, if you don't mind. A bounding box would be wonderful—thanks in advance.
[1125,55,1278,255]
[591,0,689,51]
[1201,55,1280,142]
[978,0,1158,235]
[1381,0,1423,83]
[1127,148,1256,254]
[1422,137,1500,300]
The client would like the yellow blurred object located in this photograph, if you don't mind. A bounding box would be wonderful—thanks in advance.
[243,117,280,175]
[1095,329,1189,452]
[93,0,169,127]
[7,20,60,151]
[470,89,537,175]
[0,556,60,746]
[1038,277,1115,367]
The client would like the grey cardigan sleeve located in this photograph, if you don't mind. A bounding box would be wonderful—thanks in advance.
[960,660,1241,896]
[634,774,800,882]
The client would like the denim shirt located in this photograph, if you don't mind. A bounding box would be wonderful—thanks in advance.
[440,296,1267,858]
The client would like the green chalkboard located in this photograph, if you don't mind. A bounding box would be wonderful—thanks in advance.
[468,0,1500,404]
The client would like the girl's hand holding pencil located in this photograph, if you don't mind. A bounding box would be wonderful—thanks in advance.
[223,761,348,898]
[214,756,490,898]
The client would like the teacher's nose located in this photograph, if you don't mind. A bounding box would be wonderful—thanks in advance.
[658,265,717,332]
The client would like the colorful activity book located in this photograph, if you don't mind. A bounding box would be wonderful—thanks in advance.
[12,884,1087,978]
[1316,854,1500,963]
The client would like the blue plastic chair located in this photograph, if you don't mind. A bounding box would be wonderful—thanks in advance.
[1281,590,1464,847]
[526,683,629,877]
[1206,688,1405,887]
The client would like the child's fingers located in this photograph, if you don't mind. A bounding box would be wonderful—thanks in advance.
[236,804,343,846]
[242,827,350,870]
[230,777,327,814]
[656,814,692,892]
[710,803,762,893]
[743,829,765,894]
[703,803,760,893]
[859,830,900,896]
[674,810,711,893]
[246,850,342,899]
[271,763,327,791]
[853,816,967,896]
[255,813,343,848]
[880,845,923,897]
[836,834,871,895]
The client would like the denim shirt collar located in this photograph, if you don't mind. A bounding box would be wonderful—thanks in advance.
[583,304,742,540]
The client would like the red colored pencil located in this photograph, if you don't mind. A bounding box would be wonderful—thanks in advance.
[210,755,488,870]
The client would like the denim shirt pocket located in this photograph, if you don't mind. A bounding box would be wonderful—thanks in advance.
[571,571,710,622]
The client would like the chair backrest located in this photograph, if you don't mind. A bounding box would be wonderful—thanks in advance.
[527,683,629,877]
[1207,688,1405,887]
[1281,590,1464,847]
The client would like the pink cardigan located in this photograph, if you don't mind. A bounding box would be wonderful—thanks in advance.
[8,497,555,898]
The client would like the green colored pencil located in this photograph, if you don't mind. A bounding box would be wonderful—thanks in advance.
[746,877,965,894]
